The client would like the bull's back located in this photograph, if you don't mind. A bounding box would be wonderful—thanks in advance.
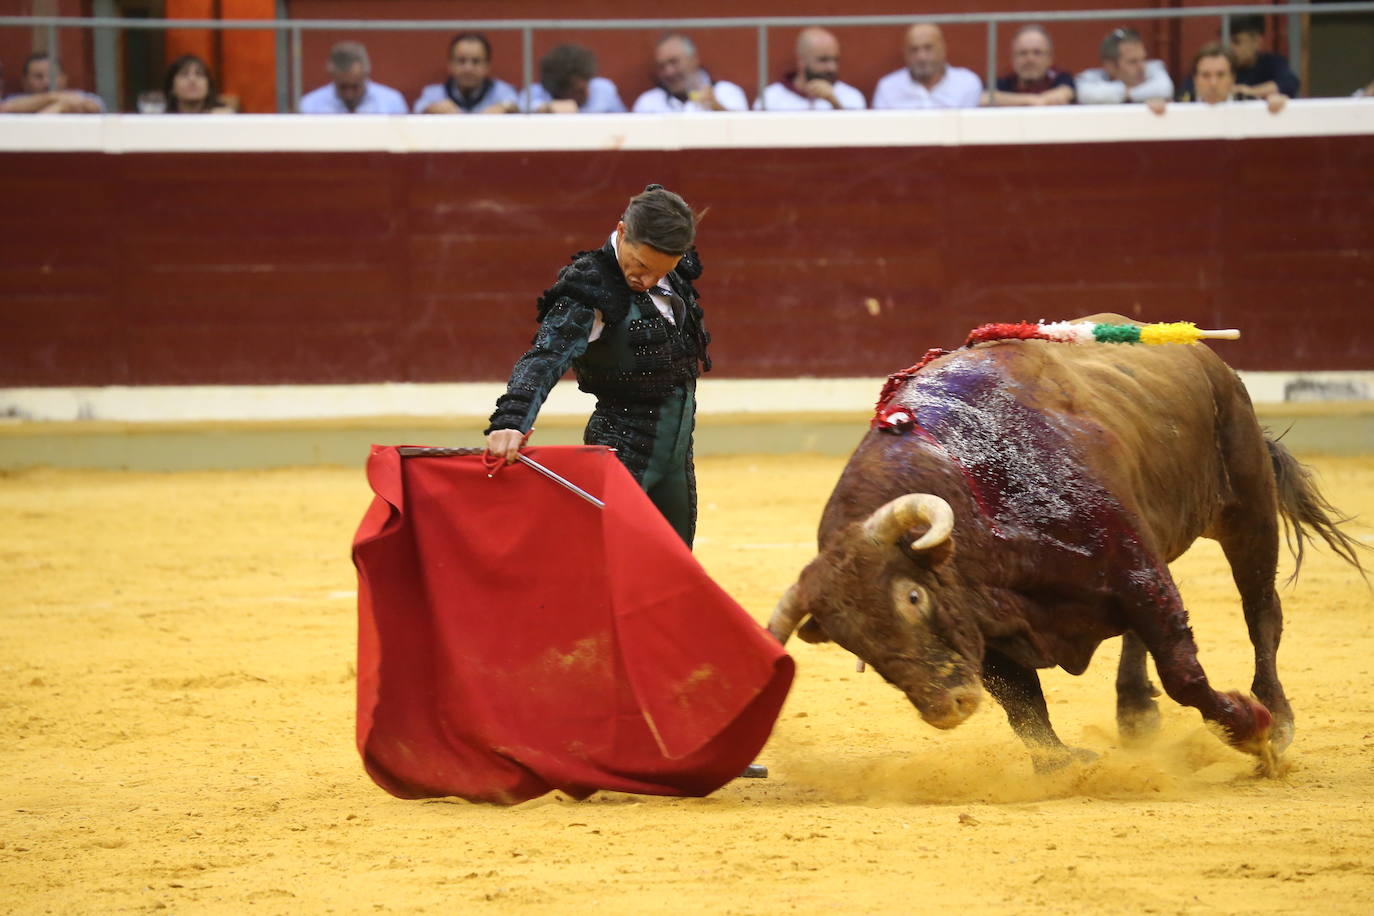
[909,329,1252,558]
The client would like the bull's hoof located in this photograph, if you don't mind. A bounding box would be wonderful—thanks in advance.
[1030,745,1097,775]
[1252,741,1286,778]
[1116,698,1162,745]
[1252,685,1295,755]
[1268,716,1295,756]
[1224,691,1277,761]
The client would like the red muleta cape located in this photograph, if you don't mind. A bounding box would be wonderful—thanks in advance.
[352,445,794,805]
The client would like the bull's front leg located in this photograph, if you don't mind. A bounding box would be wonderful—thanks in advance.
[1125,580,1273,760]
[1115,630,1162,743]
[982,648,1095,773]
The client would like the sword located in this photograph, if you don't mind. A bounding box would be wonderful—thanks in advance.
[513,454,605,509]
[397,447,605,509]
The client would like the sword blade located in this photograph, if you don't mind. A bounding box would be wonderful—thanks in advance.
[515,454,605,509]
[396,447,605,509]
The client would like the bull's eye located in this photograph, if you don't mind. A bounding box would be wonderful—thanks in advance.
[892,578,928,625]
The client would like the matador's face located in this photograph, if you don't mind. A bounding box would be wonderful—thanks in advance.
[616,223,683,293]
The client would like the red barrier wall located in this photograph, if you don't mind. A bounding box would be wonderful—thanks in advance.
[2,135,1370,387]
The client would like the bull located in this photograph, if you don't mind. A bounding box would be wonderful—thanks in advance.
[771,315,1363,771]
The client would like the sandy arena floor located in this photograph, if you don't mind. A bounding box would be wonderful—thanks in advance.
[2,451,1373,914]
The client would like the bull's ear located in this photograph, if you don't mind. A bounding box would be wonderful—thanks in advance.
[797,616,831,644]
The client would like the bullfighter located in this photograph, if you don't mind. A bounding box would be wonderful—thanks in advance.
[485,184,712,547]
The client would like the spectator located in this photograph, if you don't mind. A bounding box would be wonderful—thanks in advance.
[1230,16,1300,98]
[872,23,981,109]
[1183,42,1287,113]
[753,27,865,111]
[163,54,233,113]
[633,33,747,113]
[983,24,1074,106]
[413,33,518,114]
[1076,28,1173,105]
[299,41,407,114]
[1178,15,1299,102]
[520,44,625,113]
[1,52,104,113]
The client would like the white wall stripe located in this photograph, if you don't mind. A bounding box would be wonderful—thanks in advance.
[2,373,1369,423]
[2,100,1372,155]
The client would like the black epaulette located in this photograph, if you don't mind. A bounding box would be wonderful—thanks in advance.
[535,249,620,323]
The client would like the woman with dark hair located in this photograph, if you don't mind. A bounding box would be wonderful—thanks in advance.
[485,184,712,547]
[163,54,232,113]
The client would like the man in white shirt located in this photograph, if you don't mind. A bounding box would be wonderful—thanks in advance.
[299,41,407,114]
[872,23,982,109]
[1076,28,1174,105]
[754,27,866,111]
[632,34,747,113]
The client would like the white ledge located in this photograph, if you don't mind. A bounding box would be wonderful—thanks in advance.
[2,99,1371,153]
[2,373,1370,424]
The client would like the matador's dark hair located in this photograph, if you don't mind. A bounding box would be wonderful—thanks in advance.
[622,183,700,256]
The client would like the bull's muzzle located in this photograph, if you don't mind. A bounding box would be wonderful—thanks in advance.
[914,684,983,730]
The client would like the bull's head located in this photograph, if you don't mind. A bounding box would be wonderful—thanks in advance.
[771,494,985,730]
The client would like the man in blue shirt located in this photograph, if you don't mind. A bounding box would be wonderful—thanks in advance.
[519,44,625,113]
[299,41,407,114]
[2,52,104,113]
[413,33,519,115]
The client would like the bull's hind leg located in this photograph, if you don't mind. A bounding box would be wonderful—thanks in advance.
[1115,631,1162,743]
[1215,504,1293,752]
[983,648,1095,773]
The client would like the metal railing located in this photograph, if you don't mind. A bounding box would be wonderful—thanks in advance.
[4,3,1372,112]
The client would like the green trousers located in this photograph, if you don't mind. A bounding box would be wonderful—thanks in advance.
[585,384,697,548]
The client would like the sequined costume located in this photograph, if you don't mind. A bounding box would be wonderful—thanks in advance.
[486,240,711,545]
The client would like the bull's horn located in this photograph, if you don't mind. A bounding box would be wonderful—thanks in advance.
[863,494,955,552]
[767,583,805,645]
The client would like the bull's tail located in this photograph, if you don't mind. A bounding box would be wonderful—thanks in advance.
[1266,437,1367,581]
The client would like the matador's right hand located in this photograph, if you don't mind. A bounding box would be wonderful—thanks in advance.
[485,428,529,464]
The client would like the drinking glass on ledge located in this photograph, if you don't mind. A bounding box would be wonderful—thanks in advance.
[137,90,166,114]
